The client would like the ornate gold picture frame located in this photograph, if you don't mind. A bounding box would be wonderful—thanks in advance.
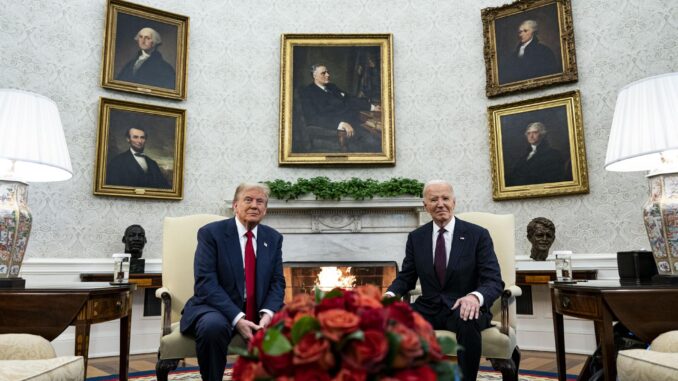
[482,0,577,97]
[101,0,189,100]
[94,98,186,200]
[488,90,588,200]
[279,34,395,165]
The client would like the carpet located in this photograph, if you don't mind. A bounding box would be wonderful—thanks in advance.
[87,366,577,381]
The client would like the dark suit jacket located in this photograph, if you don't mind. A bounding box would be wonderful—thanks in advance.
[300,82,371,131]
[180,218,285,332]
[106,150,170,189]
[116,50,176,89]
[500,37,560,84]
[388,219,504,317]
[505,140,572,186]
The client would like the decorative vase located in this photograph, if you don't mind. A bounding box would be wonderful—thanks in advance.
[0,180,32,284]
[642,173,678,276]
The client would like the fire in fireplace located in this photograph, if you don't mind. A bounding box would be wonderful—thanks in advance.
[282,261,399,303]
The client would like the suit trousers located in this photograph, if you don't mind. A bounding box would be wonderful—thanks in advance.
[189,311,234,381]
[412,303,491,381]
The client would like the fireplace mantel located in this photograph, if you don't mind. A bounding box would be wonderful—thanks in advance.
[224,197,426,234]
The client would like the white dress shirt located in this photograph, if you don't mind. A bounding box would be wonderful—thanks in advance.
[130,149,148,172]
[518,38,533,57]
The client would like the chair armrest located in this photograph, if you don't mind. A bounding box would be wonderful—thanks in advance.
[155,287,173,336]
[499,284,522,335]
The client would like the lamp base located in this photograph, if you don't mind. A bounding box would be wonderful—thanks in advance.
[0,277,26,289]
[651,274,678,285]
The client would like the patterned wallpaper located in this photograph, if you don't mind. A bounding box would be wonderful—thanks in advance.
[1,0,676,260]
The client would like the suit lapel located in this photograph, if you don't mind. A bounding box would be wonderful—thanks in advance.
[445,218,468,283]
[224,219,245,301]
[417,222,436,283]
[255,227,270,306]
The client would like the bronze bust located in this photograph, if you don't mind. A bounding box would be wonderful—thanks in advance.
[526,217,555,261]
[122,224,146,273]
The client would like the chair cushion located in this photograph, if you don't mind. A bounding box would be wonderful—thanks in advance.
[617,349,678,381]
[0,334,56,360]
[435,322,517,359]
[651,330,678,352]
[0,356,84,381]
[158,322,249,360]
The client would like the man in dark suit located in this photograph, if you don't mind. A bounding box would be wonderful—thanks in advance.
[180,183,285,381]
[500,20,561,84]
[106,126,171,189]
[116,27,176,89]
[299,64,381,152]
[505,122,572,187]
[387,180,503,381]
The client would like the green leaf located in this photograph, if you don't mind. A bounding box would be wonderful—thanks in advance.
[314,286,324,303]
[262,177,424,201]
[385,331,402,367]
[323,288,344,300]
[437,335,458,355]
[338,329,364,350]
[262,327,292,356]
[291,316,321,344]
[431,360,461,381]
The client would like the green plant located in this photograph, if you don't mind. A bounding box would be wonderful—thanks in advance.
[264,177,424,201]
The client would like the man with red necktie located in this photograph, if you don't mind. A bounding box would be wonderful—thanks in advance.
[181,183,285,381]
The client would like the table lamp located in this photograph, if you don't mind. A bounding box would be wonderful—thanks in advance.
[605,72,678,281]
[0,89,73,288]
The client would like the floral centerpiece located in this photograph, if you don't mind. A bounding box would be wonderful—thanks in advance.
[232,285,458,380]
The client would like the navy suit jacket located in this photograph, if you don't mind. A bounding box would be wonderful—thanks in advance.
[180,218,285,332]
[388,218,504,317]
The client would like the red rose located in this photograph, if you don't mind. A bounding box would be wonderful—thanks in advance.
[386,301,415,329]
[286,293,315,317]
[354,283,382,301]
[343,329,388,371]
[391,366,437,381]
[316,293,346,313]
[358,307,386,331]
[232,358,270,381]
[332,367,367,381]
[260,351,293,376]
[354,293,383,309]
[248,329,265,352]
[293,333,335,369]
[294,367,332,381]
[390,322,423,369]
[318,309,360,342]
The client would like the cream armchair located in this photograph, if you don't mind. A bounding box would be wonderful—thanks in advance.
[617,330,678,381]
[426,212,522,381]
[0,333,84,381]
[155,214,229,381]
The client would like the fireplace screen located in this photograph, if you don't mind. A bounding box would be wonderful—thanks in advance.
[282,261,399,303]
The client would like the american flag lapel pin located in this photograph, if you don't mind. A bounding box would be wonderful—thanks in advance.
[264,242,268,247]
[460,236,465,240]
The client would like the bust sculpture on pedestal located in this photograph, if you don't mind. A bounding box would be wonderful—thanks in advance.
[123,224,146,273]
[526,217,555,261]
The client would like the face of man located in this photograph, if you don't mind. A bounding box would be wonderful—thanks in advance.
[525,126,542,145]
[518,23,534,44]
[312,66,330,87]
[423,183,456,227]
[127,128,146,153]
[233,188,268,230]
[137,29,155,52]
[528,224,555,252]
[124,227,146,254]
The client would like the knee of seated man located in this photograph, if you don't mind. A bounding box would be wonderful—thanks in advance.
[196,313,231,339]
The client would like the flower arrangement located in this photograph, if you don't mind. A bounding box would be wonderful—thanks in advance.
[232,285,458,381]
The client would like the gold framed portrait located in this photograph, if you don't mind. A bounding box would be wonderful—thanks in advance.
[93,97,186,200]
[101,0,189,100]
[488,90,588,200]
[482,0,578,97]
[279,34,395,165]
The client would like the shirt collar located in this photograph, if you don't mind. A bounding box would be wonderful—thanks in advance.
[235,217,258,239]
[520,38,534,48]
[434,216,455,235]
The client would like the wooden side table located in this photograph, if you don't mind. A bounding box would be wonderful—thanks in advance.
[0,283,136,380]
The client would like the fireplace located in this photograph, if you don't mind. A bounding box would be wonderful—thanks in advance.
[282,261,399,303]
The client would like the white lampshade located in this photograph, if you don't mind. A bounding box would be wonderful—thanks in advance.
[0,89,72,182]
[604,72,678,172]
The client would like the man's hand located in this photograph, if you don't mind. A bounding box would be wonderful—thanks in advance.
[259,313,272,329]
[235,318,260,340]
[451,294,481,321]
[339,122,354,137]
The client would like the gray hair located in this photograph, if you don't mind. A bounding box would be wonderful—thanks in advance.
[233,182,271,203]
[525,122,547,136]
[423,179,454,197]
[135,27,162,46]
[310,63,327,76]
[520,20,539,33]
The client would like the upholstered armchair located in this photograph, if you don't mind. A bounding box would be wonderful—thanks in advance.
[0,333,84,381]
[155,214,246,381]
[420,212,522,381]
[617,330,678,381]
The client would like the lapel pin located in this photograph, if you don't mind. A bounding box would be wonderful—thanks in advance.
[264,242,268,247]
[460,236,465,240]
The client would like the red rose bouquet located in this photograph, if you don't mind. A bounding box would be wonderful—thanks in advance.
[232,284,459,381]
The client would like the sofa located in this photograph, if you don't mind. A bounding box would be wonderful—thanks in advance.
[617,330,678,381]
[0,334,84,381]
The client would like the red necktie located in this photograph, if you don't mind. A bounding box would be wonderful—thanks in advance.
[434,228,447,286]
[245,230,257,322]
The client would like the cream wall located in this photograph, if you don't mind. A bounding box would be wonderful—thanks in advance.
[1,0,676,261]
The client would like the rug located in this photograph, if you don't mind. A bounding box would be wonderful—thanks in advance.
[87,366,577,381]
